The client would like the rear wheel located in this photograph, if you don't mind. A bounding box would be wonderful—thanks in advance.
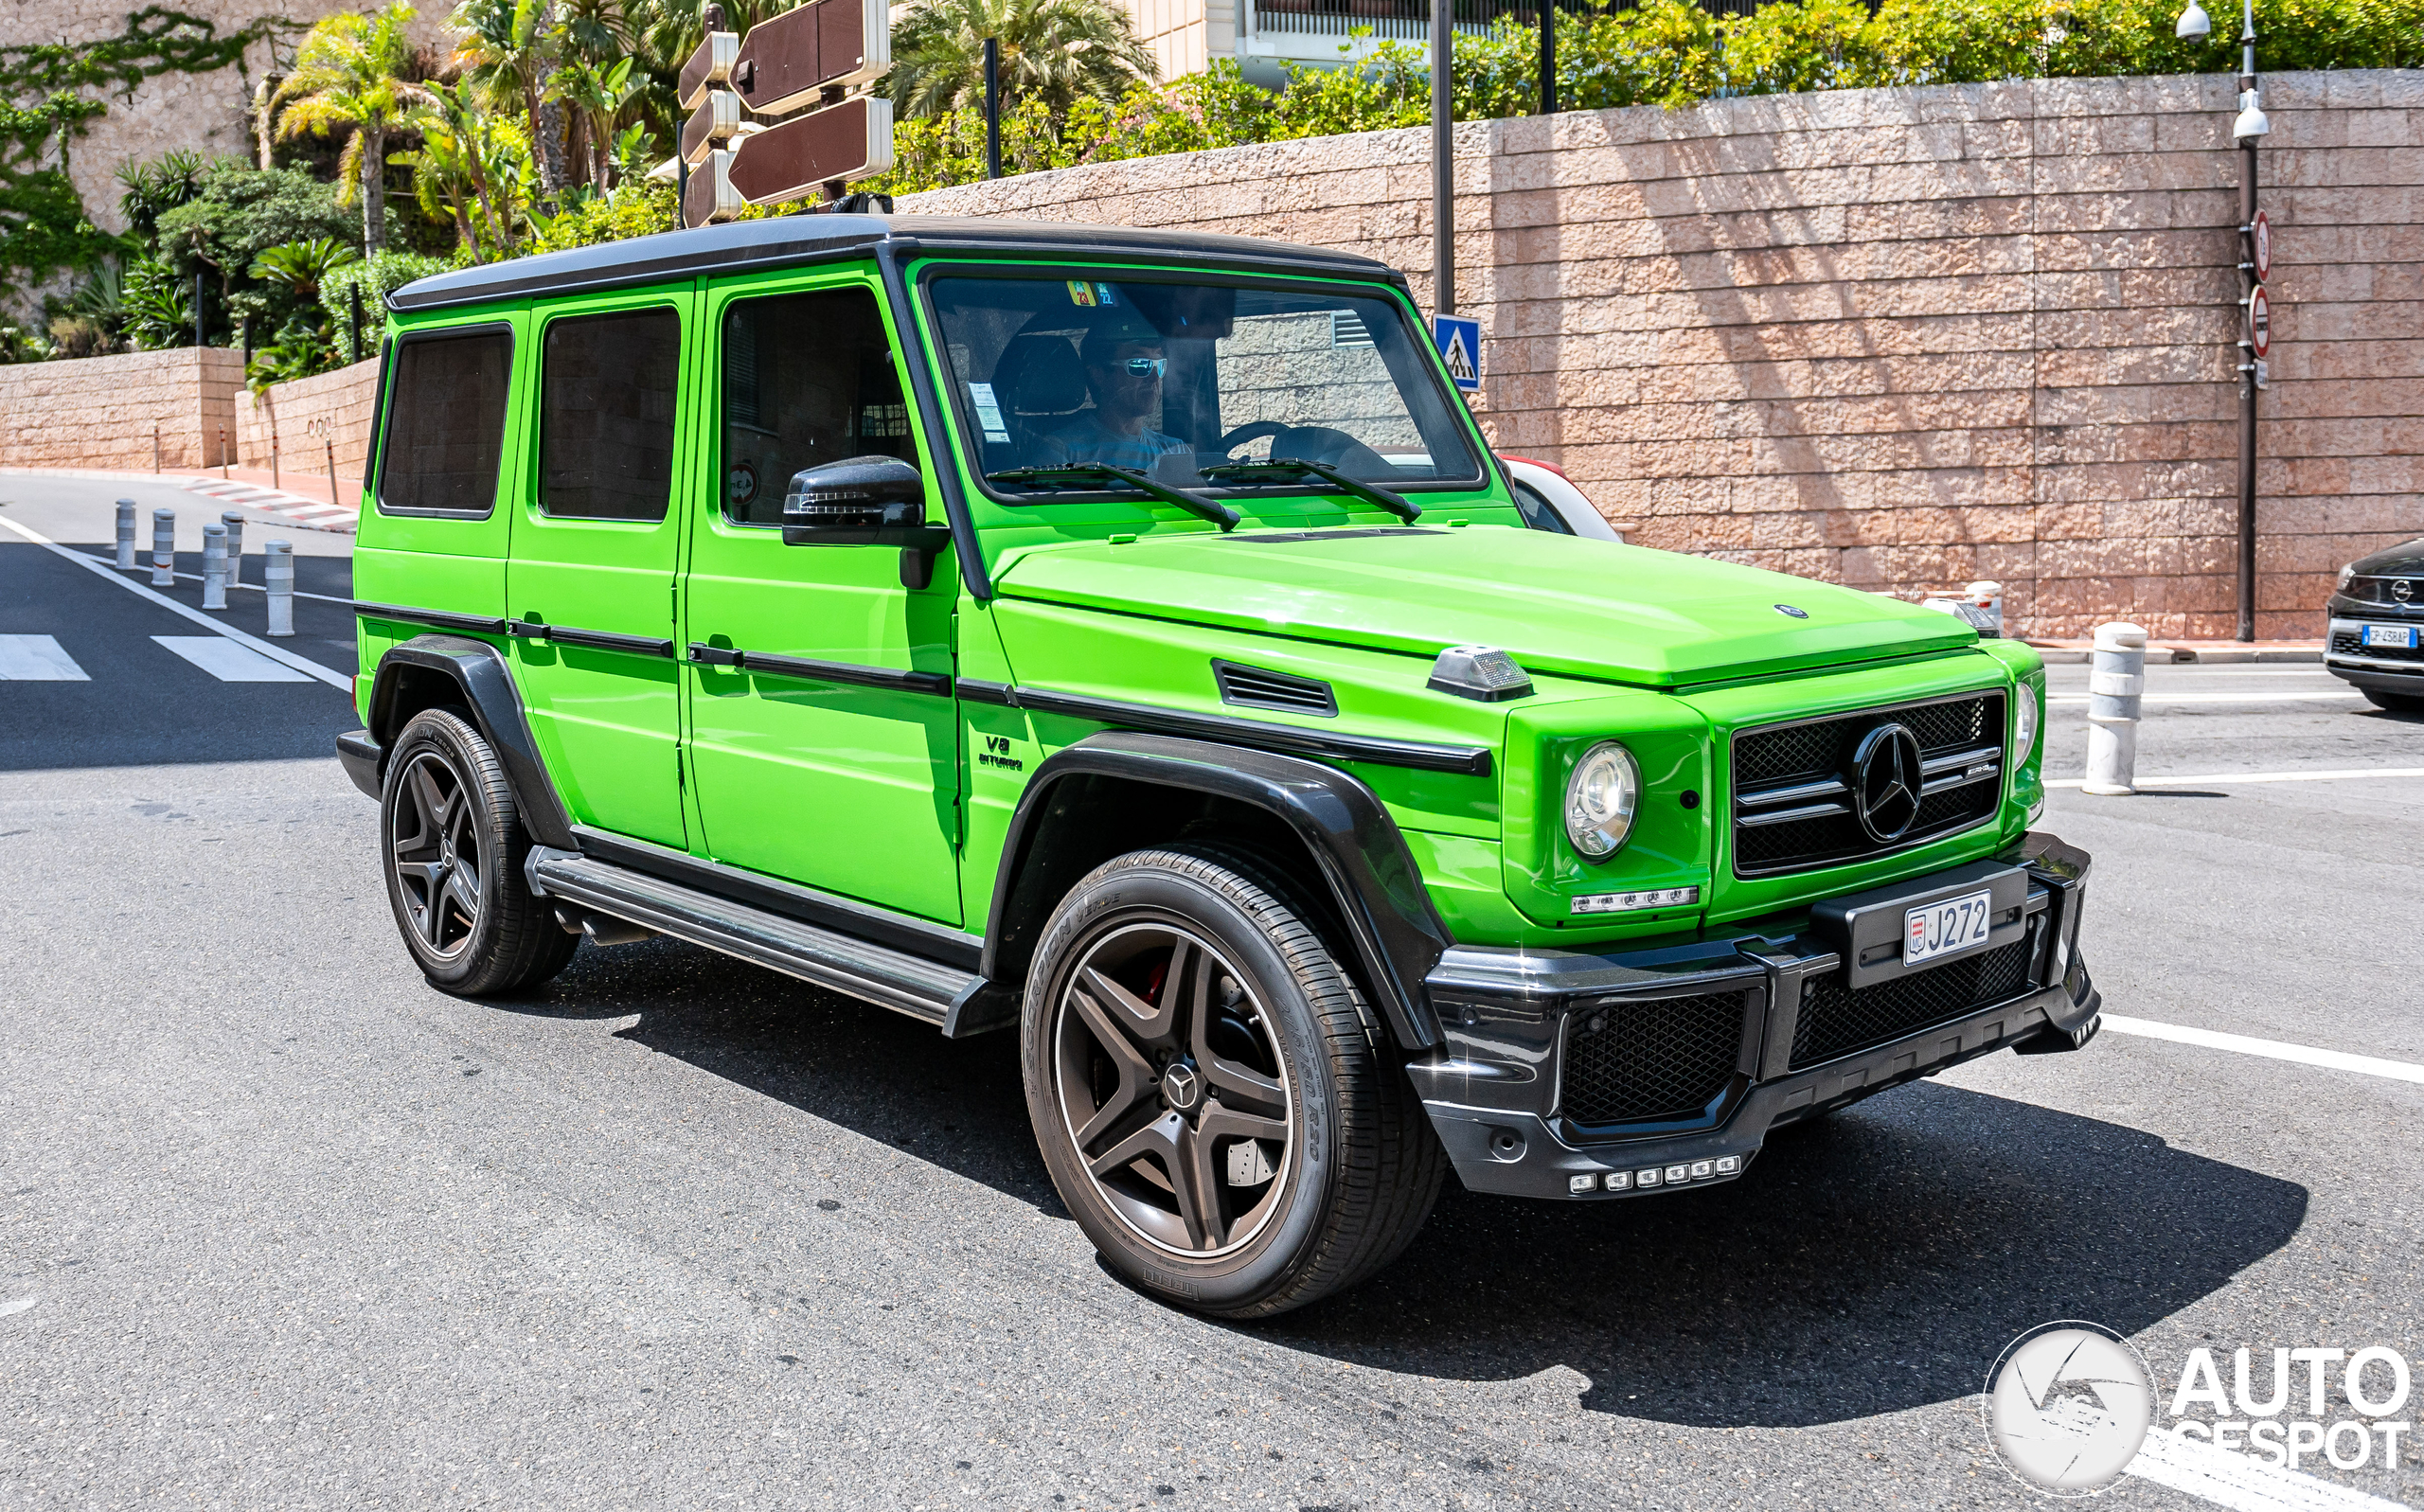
[1022,844,1442,1318]
[2361,687,2424,713]
[379,709,578,996]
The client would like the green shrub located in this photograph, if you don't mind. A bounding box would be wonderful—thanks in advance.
[319,249,445,364]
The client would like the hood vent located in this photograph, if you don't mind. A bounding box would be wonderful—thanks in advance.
[1213,660,1338,718]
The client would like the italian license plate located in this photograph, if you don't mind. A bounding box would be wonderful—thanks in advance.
[1904,888,1993,968]
[2362,623,2418,649]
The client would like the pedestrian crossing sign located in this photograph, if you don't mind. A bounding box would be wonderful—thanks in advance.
[1431,314,1480,392]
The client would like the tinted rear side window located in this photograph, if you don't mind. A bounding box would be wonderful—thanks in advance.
[377,329,511,517]
[540,308,683,522]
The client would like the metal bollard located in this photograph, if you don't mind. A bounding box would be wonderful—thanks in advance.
[115,499,137,569]
[151,507,176,588]
[264,540,295,637]
[201,523,229,610]
[2081,621,2147,796]
[220,510,245,586]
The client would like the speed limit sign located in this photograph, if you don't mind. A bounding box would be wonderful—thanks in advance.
[2248,210,2272,281]
[2247,284,2272,358]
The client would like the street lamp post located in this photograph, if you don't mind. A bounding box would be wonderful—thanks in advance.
[1432,0,1453,316]
[2177,0,2270,641]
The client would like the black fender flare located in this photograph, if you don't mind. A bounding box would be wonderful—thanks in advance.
[358,634,578,850]
[983,732,1451,1051]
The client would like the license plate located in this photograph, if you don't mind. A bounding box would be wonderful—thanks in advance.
[1904,888,1993,968]
[2362,623,2418,649]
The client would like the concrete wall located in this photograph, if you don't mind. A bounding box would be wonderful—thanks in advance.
[236,357,381,482]
[902,70,2424,639]
[0,347,243,471]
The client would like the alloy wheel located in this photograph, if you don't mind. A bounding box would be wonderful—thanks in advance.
[1051,921,1295,1257]
[389,750,482,957]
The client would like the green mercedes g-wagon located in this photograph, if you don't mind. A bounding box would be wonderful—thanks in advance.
[339,214,2099,1318]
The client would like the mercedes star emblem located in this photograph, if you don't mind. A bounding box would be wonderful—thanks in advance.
[1848,722,1924,843]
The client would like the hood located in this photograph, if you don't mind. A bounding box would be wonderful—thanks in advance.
[2349,537,2424,578]
[992,526,1976,687]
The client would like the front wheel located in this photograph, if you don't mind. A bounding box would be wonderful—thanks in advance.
[1021,845,1443,1318]
[379,708,578,996]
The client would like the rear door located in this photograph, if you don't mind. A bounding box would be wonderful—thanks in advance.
[505,288,696,848]
[680,271,963,924]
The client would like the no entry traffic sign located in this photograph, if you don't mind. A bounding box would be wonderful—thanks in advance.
[2246,284,2272,358]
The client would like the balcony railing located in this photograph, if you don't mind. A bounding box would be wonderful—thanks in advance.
[1243,0,1769,41]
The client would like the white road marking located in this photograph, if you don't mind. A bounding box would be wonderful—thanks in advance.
[0,633,88,680]
[2129,1424,2413,1510]
[0,513,350,692]
[152,635,312,683]
[2047,691,2362,704]
[2048,767,2424,790]
[2102,1015,2424,1087]
[68,549,352,604]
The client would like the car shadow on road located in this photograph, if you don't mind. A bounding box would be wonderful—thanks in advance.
[492,937,2306,1430]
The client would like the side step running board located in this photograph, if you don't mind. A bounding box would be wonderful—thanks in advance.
[526,847,1007,1034]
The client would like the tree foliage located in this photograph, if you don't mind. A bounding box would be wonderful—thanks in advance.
[887,0,1159,118]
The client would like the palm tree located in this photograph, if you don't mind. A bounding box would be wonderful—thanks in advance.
[887,0,1157,120]
[451,0,573,201]
[248,239,363,303]
[274,3,430,253]
[551,54,639,191]
[398,82,522,258]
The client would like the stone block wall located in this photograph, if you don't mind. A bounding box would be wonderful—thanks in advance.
[0,347,244,471]
[902,70,2424,638]
[236,357,381,481]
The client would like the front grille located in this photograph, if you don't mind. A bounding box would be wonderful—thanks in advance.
[1730,692,2005,878]
[1790,939,2033,1070]
[1212,660,1337,716]
[1561,990,1749,1126]
[2330,628,2424,664]
[2343,575,2424,606]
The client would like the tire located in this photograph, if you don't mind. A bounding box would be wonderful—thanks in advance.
[1021,843,1444,1318]
[379,708,579,996]
[2361,687,2424,713]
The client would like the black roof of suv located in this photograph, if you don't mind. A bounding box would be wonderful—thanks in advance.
[388,214,1407,312]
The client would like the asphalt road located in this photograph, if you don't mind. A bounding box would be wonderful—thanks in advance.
[3,473,2420,1510]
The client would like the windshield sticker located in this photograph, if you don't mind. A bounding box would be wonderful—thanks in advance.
[1094,282,1116,305]
[968,382,1011,442]
[1066,280,1096,307]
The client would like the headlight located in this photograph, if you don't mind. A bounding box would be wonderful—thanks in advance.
[1564,741,1641,859]
[2013,685,2040,761]
[2337,563,2355,592]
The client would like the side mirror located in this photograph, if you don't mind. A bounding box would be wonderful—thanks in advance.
[780,455,954,589]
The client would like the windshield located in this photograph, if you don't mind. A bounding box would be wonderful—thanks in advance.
[923,272,1484,498]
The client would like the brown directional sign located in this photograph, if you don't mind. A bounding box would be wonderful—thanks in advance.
[731,0,888,115]
[683,148,742,229]
[678,30,739,111]
[681,91,740,166]
[726,95,893,204]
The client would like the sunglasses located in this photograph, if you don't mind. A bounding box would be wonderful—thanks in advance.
[1093,356,1167,378]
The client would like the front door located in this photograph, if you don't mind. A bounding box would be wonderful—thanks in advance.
[681,276,962,925]
[506,292,694,848]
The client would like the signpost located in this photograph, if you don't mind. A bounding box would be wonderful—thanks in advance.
[2246,283,2271,360]
[680,0,893,228]
[2249,208,2271,281]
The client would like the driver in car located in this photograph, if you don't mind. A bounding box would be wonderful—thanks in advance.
[1034,326,1193,472]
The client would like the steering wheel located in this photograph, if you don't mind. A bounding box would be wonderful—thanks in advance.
[1214,423,1381,471]
[1215,420,1294,458]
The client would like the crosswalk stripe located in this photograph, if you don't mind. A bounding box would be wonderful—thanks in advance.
[0,633,90,681]
[151,635,312,683]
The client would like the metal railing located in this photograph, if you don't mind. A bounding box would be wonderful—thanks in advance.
[1244,0,1770,40]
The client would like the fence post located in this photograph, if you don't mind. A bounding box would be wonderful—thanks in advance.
[221,510,246,587]
[115,499,137,569]
[2081,622,2148,796]
[201,523,229,610]
[151,508,176,588]
[264,540,295,637]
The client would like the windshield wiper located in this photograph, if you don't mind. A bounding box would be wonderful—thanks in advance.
[988,464,1241,531]
[1197,457,1421,524]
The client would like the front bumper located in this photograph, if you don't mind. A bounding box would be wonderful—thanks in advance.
[2324,616,2424,694]
[1407,831,2098,1201]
